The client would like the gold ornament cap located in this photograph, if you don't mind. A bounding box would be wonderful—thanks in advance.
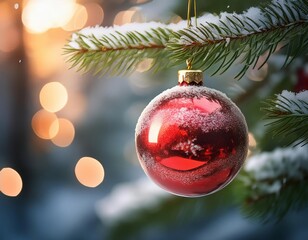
[178,70,203,85]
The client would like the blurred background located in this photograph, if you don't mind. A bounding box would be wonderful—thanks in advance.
[0,0,307,239]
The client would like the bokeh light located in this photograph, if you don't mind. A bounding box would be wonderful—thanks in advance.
[128,75,157,95]
[0,168,23,197]
[62,4,88,31]
[23,33,67,78]
[22,0,76,33]
[84,3,104,27]
[51,118,75,147]
[32,109,59,139]
[75,157,105,188]
[39,82,68,113]
[114,8,144,25]
[169,15,183,23]
[136,58,153,73]
[248,132,257,148]
[247,56,268,81]
[247,132,257,157]
[0,2,20,53]
[114,10,133,25]
[247,64,268,81]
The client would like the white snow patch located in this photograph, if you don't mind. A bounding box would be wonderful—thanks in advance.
[225,37,230,46]
[245,145,308,194]
[68,41,81,50]
[276,90,308,114]
[95,178,169,224]
[68,0,307,50]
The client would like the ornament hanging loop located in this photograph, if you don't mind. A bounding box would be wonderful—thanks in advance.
[187,0,198,28]
[186,59,192,70]
[187,0,198,70]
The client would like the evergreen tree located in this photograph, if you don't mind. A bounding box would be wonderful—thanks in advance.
[65,0,308,238]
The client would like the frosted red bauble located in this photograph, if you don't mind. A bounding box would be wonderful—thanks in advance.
[135,85,248,197]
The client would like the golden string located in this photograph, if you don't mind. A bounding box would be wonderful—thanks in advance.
[187,0,198,28]
[187,0,192,27]
[186,0,198,69]
[194,0,197,27]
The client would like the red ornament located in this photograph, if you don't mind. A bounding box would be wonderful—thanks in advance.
[295,67,308,92]
[135,70,248,197]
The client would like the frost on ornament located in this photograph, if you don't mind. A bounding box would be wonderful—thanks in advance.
[135,85,248,197]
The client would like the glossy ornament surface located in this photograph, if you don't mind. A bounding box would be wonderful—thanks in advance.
[135,77,248,197]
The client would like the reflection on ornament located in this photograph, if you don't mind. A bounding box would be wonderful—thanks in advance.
[135,70,248,197]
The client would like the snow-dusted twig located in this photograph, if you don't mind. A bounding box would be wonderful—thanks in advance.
[263,90,308,147]
[169,0,308,78]
[65,0,308,78]
[96,178,168,225]
[241,145,308,221]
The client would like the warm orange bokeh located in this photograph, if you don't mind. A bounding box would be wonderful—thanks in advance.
[51,118,75,147]
[0,168,23,197]
[32,109,59,139]
[62,4,88,31]
[22,0,76,34]
[39,82,68,113]
[247,56,268,81]
[136,58,154,73]
[248,132,257,148]
[114,8,144,25]
[75,157,105,188]
[84,2,104,27]
[0,2,20,53]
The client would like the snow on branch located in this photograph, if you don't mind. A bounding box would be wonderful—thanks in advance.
[96,178,168,225]
[68,22,182,51]
[241,145,308,221]
[169,0,308,78]
[244,146,308,194]
[65,0,308,77]
[65,23,174,75]
[276,90,308,114]
[263,90,308,147]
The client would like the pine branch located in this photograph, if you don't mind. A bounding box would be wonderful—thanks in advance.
[65,0,308,77]
[64,24,175,75]
[241,146,308,222]
[168,0,308,78]
[263,90,308,147]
